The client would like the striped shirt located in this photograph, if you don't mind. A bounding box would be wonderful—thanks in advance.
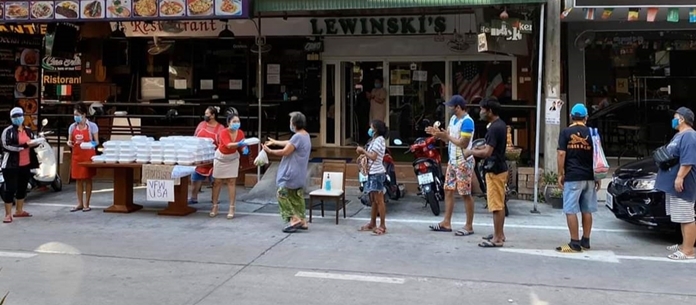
[367,136,386,174]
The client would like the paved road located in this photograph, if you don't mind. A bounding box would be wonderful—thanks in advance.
[0,184,693,305]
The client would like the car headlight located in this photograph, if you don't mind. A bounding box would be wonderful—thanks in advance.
[631,179,655,190]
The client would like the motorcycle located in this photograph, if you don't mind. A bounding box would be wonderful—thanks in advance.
[406,136,444,216]
[358,145,406,207]
[471,139,513,217]
[0,119,62,195]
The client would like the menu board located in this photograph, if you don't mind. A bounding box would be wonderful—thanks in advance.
[1,0,248,21]
[0,33,42,130]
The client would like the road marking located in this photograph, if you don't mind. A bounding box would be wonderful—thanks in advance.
[499,248,696,264]
[0,251,37,258]
[295,271,405,284]
[25,202,646,234]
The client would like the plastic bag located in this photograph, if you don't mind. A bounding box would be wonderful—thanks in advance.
[590,127,609,180]
[171,166,196,179]
[254,149,269,167]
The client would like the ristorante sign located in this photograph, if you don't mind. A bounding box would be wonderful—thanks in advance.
[574,0,694,7]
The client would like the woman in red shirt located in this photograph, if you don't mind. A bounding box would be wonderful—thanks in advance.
[189,106,223,204]
[211,113,248,219]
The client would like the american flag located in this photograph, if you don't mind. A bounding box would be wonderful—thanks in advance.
[455,63,485,101]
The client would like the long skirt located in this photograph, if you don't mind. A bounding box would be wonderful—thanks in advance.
[277,187,305,222]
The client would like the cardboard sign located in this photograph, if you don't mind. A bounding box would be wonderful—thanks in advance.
[141,164,180,185]
[146,179,174,202]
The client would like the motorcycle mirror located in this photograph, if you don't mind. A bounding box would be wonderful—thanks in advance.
[41,118,48,126]
[393,139,403,145]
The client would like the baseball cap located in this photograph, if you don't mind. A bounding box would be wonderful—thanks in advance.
[675,107,695,126]
[570,103,588,118]
[10,107,23,118]
[445,95,466,108]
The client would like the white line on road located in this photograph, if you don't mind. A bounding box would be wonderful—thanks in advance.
[295,271,405,284]
[26,202,645,234]
[499,248,696,264]
[0,251,37,258]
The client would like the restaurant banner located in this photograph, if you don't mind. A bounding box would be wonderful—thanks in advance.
[0,0,249,22]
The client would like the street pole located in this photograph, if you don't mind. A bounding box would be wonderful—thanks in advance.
[543,0,561,175]
[532,3,545,214]
[256,15,262,181]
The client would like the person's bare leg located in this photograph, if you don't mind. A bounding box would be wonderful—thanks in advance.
[463,195,475,232]
[190,181,202,201]
[438,190,455,229]
[15,199,25,214]
[210,179,222,217]
[4,203,11,222]
[361,193,377,231]
[226,179,237,219]
[492,210,505,244]
[581,213,592,238]
[75,180,84,208]
[377,192,386,232]
[567,214,580,240]
[681,222,696,256]
[85,179,93,209]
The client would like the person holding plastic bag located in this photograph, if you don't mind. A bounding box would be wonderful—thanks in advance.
[189,106,224,204]
[263,112,312,233]
[67,103,99,213]
[556,104,599,253]
[211,113,248,219]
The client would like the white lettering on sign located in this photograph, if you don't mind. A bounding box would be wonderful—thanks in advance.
[146,179,174,202]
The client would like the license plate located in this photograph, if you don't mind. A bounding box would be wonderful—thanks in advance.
[417,172,434,185]
[606,193,614,210]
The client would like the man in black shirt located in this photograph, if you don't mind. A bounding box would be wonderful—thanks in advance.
[556,103,599,253]
[465,97,508,248]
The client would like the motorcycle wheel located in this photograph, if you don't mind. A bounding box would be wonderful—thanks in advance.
[359,194,372,207]
[51,175,62,192]
[426,191,440,216]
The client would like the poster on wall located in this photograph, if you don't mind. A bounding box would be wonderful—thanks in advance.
[545,98,564,125]
[0,34,42,130]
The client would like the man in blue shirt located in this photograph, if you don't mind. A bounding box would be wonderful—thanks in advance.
[655,107,696,260]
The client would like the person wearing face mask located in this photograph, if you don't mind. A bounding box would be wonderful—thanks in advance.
[356,120,388,235]
[263,112,312,233]
[1,107,40,223]
[367,76,387,122]
[655,107,696,260]
[67,103,99,212]
[211,113,248,219]
[425,95,476,236]
[189,106,223,204]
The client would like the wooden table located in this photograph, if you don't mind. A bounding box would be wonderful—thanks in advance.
[80,162,204,216]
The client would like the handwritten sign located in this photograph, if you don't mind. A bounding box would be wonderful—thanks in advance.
[146,180,175,202]
[142,164,180,185]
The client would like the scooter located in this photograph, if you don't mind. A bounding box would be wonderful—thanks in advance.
[407,136,444,216]
[0,119,63,194]
[471,139,512,217]
[358,146,406,206]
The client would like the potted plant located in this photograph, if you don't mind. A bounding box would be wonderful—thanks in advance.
[542,172,563,209]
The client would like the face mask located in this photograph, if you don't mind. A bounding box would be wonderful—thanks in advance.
[230,122,240,130]
[11,117,23,126]
[374,83,382,88]
[479,110,488,121]
[368,128,374,137]
[672,118,680,130]
[290,124,296,133]
[74,115,83,123]
[204,116,211,122]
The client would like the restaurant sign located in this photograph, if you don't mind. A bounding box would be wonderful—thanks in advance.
[0,0,249,23]
[42,54,81,71]
[479,19,533,41]
[310,15,448,36]
[574,0,695,7]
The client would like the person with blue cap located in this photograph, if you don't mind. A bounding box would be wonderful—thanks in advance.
[426,95,477,236]
[556,103,599,253]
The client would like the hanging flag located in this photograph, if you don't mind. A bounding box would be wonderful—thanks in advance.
[647,8,658,22]
[690,8,696,23]
[667,8,680,22]
[584,8,595,20]
[485,73,505,98]
[601,8,614,19]
[56,85,72,96]
[628,8,640,21]
[561,7,572,19]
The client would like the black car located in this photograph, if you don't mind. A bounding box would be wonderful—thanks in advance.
[606,157,691,231]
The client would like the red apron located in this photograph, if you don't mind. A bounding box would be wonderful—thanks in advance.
[70,125,96,180]
[195,123,222,176]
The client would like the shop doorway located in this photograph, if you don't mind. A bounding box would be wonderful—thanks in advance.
[340,61,383,146]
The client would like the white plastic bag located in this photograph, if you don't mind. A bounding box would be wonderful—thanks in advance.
[254,149,269,167]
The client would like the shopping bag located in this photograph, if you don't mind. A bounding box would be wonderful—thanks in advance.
[254,149,269,167]
[590,127,610,180]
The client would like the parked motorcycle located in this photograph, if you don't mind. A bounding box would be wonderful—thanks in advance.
[406,136,444,216]
[0,119,63,195]
[471,138,512,217]
[358,144,406,207]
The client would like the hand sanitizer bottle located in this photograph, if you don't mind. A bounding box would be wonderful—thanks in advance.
[324,173,331,191]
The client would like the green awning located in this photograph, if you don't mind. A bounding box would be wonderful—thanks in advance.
[255,0,545,13]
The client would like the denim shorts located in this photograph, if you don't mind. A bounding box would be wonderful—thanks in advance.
[191,172,212,182]
[364,173,386,193]
[562,180,598,214]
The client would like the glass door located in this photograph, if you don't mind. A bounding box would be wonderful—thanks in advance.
[322,62,338,146]
[340,61,384,146]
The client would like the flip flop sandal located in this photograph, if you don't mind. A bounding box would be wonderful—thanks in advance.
[429,224,452,232]
[359,225,375,232]
[483,234,506,242]
[372,227,387,236]
[454,229,474,236]
[70,207,83,212]
[667,244,681,252]
[555,244,582,253]
[282,222,303,233]
[2,216,11,223]
[478,240,503,248]
[668,250,696,260]
[188,199,199,205]
[83,208,92,212]
[13,211,32,217]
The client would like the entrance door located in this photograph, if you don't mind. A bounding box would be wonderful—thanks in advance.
[340,61,383,146]
[321,62,339,146]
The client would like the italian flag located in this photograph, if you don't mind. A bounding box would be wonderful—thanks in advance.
[56,85,72,96]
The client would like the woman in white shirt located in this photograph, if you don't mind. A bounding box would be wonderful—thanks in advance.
[356,120,388,235]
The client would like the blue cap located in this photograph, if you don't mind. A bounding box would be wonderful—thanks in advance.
[570,103,588,118]
[445,95,466,108]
